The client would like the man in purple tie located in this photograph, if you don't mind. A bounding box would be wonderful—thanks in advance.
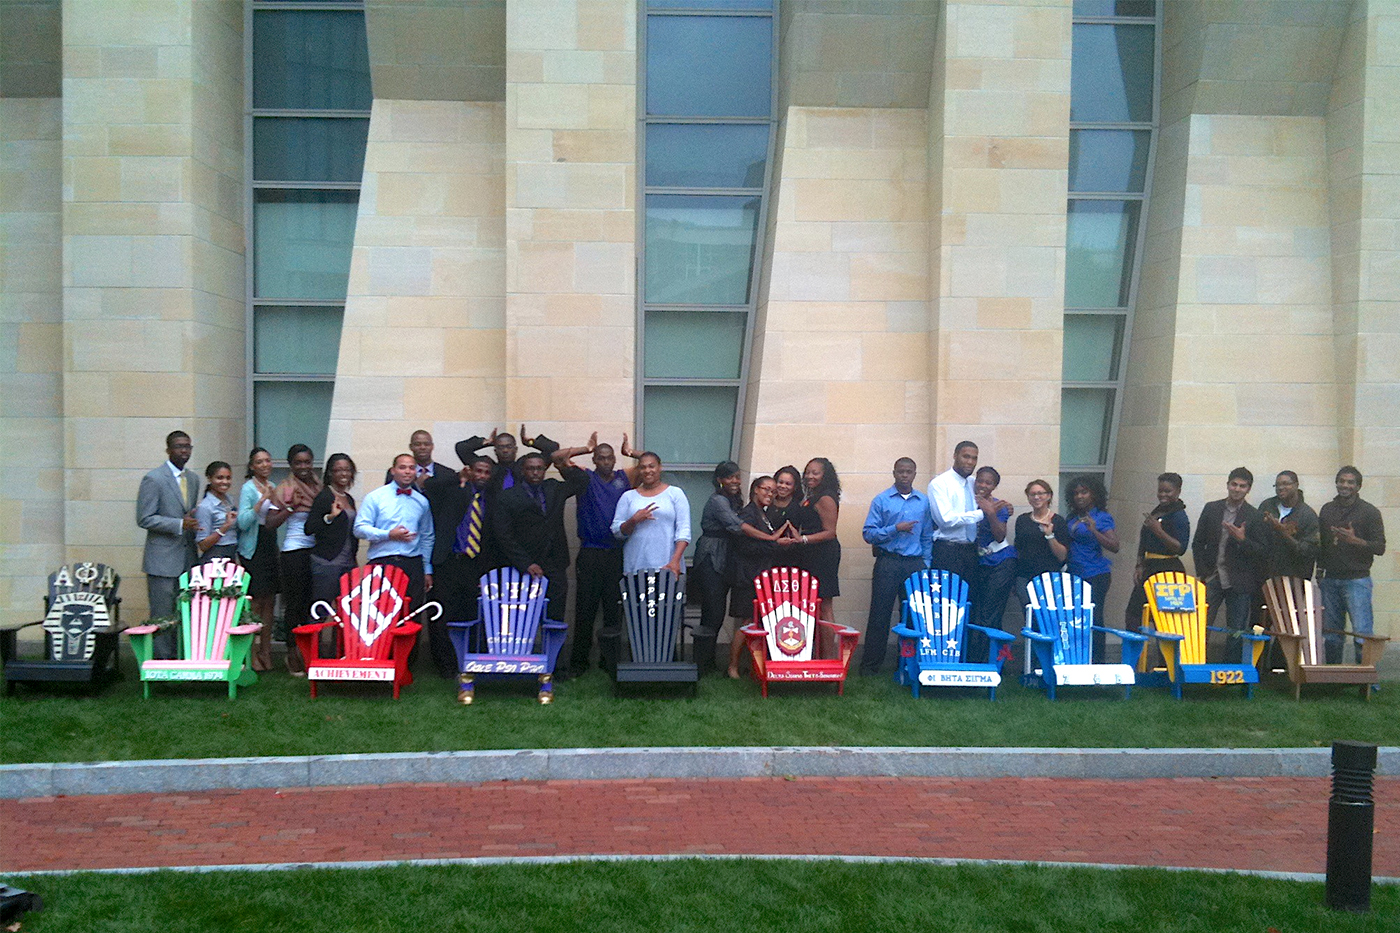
[432,456,498,666]
[493,452,588,627]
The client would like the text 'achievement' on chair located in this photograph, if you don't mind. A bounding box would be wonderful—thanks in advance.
[3,562,122,695]
[614,568,698,694]
[893,568,1014,699]
[294,564,438,699]
[739,566,859,697]
[127,557,260,699]
[1261,575,1388,700]
[1137,571,1268,699]
[448,567,565,704]
[1021,571,1146,700]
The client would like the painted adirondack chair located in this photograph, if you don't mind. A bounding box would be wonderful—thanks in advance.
[294,563,438,699]
[739,566,859,697]
[1137,570,1269,699]
[127,557,260,699]
[1020,571,1146,700]
[892,568,1013,699]
[614,568,698,694]
[448,567,565,704]
[2,562,123,694]
[1261,575,1387,700]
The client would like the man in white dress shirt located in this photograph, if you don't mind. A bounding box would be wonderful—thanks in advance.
[926,441,996,582]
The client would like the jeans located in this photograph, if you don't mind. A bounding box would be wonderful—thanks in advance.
[1204,577,1258,632]
[1321,576,1374,664]
[861,553,926,674]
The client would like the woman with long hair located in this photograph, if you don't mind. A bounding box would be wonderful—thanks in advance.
[194,461,238,564]
[693,461,744,671]
[306,453,360,607]
[795,457,842,622]
[236,447,280,671]
[265,444,321,674]
[1064,474,1119,661]
[727,475,782,678]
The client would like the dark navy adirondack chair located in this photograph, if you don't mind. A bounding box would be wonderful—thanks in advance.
[448,567,565,704]
[2,562,123,694]
[1021,571,1146,700]
[891,568,1012,699]
[615,568,697,693]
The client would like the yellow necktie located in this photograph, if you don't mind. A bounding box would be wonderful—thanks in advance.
[179,472,188,508]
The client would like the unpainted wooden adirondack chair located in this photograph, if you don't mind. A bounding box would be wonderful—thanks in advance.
[614,568,697,694]
[1021,571,1146,700]
[1137,570,1269,699]
[739,566,859,697]
[3,562,123,694]
[127,557,260,699]
[295,563,438,699]
[448,567,565,704]
[892,568,1013,699]
[1261,575,1387,700]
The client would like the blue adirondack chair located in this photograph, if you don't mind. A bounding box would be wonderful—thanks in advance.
[1138,571,1269,699]
[447,567,565,704]
[1021,571,1147,700]
[614,568,698,694]
[892,569,1013,699]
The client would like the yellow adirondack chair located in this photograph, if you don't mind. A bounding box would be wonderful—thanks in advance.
[1138,571,1268,699]
[1261,575,1387,700]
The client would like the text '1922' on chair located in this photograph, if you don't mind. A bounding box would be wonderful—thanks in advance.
[295,563,438,699]
[893,568,1013,700]
[127,557,260,699]
[448,567,565,705]
[614,568,697,695]
[3,562,122,695]
[1138,571,1268,699]
[1261,575,1387,700]
[739,566,859,697]
[1021,571,1145,700]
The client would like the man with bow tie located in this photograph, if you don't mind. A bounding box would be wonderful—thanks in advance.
[356,453,436,622]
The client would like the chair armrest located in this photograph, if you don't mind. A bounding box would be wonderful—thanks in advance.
[891,624,919,639]
[228,623,261,636]
[1091,625,1148,643]
[1205,625,1228,634]
[446,619,483,630]
[542,621,568,631]
[1240,631,1270,643]
[816,620,859,638]
[0,619,44,633]
[1021,629,1054,643]
[292,621,335,636]
[1266,629,1304,642]
[966,622,1014,642]
[125,624,160,636]
[739,624,765,639]
[1323,628,1392,643]
[1143,628,1184,643]
[392,621,422,637]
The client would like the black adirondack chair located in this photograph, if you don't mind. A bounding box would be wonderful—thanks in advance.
[613,568,697,694]
[2,562,122,694]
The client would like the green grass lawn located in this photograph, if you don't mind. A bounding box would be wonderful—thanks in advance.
[10,859,1399,933]
[3,651,1396,764]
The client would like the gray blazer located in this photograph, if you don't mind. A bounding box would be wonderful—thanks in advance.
[137,463,201,576]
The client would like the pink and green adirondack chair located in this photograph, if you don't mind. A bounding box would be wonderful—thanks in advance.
[127,557,260,699]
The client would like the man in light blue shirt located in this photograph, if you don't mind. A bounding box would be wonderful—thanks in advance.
[355,453,436,618]
[859,457,934,675]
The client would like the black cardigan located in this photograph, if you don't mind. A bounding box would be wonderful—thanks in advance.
[306,487,360,562]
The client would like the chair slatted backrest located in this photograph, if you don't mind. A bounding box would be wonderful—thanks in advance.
[334,564,410,661]
[621,568,685,664]
[904,568,971,665]
[47,562,120,609]
[753,567,820,663]
[1261,576,1322,666]
[42,592,110,662]
[1142,571,1207,664]
[179,558,248,661]
[1027,571,1094,667]
[479,567,549,656]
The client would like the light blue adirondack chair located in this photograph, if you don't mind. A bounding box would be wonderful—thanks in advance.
[447,567,565,704]
[892,568,1013,700]
[1021,571,1147,700]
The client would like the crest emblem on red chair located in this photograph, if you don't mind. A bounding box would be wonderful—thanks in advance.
[775,614,807,657]
[344,575,403,648]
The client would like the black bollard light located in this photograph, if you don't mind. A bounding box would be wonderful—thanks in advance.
[1325,740,1378,912]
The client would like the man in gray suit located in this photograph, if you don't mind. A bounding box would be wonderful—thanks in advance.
[136,430,200,658]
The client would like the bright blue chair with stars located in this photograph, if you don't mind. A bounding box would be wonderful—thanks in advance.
[892,569,1013,700]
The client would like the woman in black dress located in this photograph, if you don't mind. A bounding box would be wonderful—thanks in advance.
[796,457,842,622]
[307,453,360,607]
[727,476,784,678]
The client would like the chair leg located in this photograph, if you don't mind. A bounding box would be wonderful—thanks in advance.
[538,673,553,704]
[458,673,474,705]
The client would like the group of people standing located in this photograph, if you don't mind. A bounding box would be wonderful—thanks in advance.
[137,428,1385,678]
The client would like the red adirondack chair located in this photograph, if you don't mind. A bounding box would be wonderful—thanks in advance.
[294,564,441,699]
[739,566,859,697]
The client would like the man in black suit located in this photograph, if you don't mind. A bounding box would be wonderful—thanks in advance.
[432,456,499,666]
[493,452,588,631]
[384,430,456,489]
[1191,466,1265,634]
[454,426,560,495]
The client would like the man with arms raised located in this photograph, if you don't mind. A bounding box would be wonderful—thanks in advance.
[455,425,560,495]
[494,452,588,628]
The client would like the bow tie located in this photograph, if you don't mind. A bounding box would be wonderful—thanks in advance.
[396,486,414,496]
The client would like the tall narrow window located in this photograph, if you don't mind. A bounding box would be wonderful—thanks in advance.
[638,1,778,533]
[1061,1,1160,495]
[246,1,371,461]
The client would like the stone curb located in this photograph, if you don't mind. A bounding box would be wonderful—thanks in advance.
[4,746,1397,798]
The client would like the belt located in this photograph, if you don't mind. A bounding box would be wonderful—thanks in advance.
[873,548,923,560]
[1143,551,1179,561]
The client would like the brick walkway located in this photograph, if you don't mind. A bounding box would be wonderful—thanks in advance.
[3,776,1396,874]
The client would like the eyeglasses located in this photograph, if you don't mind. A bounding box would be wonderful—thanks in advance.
[1027,491,1050,498]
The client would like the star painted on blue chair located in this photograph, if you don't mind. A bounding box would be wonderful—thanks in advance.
[945,637,959,651]
[921,637,932,648]
[931,582,941,593]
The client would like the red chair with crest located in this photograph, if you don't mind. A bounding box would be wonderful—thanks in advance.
[294,564,441,699]
[739,566,859,697]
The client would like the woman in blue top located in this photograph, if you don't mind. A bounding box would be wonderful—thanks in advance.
[1064,474,1119,661]
[970,466,1016,664]
[194,461,238,564]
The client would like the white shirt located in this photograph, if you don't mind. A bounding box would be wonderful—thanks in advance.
[927,468,981,544]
